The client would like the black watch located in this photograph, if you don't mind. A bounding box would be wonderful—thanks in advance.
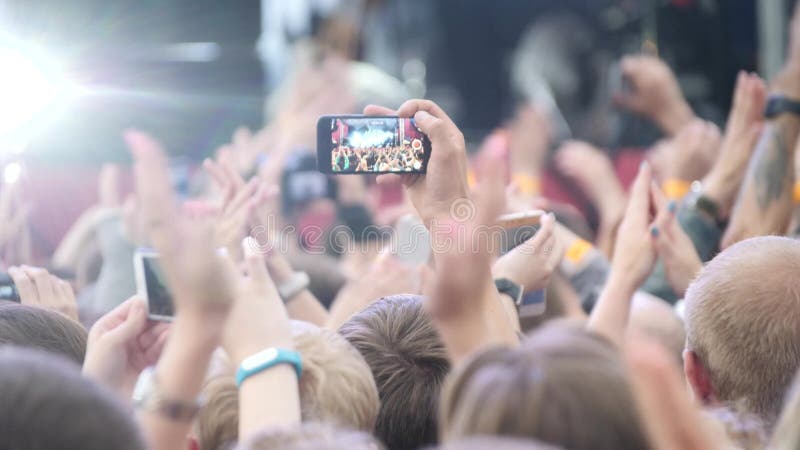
[764,95,800,119]
[494,278,524,306]
[687,181,724,228]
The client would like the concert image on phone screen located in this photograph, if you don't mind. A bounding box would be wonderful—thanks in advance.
[142,256,174,319]
[322,116,430,174]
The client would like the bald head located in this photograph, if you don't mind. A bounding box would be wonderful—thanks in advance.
[684,236,800,423]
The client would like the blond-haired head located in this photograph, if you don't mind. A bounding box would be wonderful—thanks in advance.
[684,236,800,424]
[196,322,380,450]
[293,323,379,430]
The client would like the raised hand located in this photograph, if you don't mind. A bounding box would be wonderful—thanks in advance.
[219,238,301,435]
[364,99,470,225]
[507,103,551,175]
[220,238,293,365]
[651,202,703,298]
[703,72,766,220]
[127,129,238,450]
[588,163,671,346]
[610,163,664,286]
[424,149,518,362]
[127,129,234,318]
[555,140,627,255]
[204,157,267,259]
[83,296,169,399]
[492,213,562,294]
[8,265,78,321]
[616,55,695,136]
[656,119,721,184]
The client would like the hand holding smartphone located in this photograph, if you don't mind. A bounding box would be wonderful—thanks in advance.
[134,249,174,321]
[317,115,432,174]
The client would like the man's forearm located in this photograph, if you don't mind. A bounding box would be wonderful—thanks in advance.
[725,120,798,245]
[724,65,800,245]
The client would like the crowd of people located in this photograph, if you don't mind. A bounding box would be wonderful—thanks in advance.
[4,4,800,450]
[331,142,425,173]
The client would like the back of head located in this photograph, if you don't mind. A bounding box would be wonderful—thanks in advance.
[294,323,380,431]
[441,322,648,450]
[0,346,144,450]
[0,301,87,364]
[236,422,384,450]
[684,236,800,422]
[197,323,380,450]
[339,295,450,450]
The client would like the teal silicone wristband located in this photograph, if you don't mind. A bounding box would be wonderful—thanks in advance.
[235,347,303,387]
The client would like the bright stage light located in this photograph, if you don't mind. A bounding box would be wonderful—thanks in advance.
[350,129,394,148]
[3,162,21,185]
[0,47,77,136]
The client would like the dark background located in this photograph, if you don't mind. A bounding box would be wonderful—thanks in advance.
[2,0,758,165]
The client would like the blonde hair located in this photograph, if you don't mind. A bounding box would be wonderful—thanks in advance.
[293,325,379,431]
[684,236,800,424]
[440,322,647,450]
[197,376,239,450]
[196,323,379,450]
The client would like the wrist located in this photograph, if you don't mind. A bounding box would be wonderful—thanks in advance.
[228,332,294,367]
[772,65,800,99]
[606,267,640,298]
[656,100,694,136]
[172,314,224,351]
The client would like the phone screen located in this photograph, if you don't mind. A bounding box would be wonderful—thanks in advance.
[318,116,431,174]
[140,254,174,319]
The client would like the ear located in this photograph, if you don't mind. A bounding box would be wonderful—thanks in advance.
[683,349,716,405]
[186,436,200,450]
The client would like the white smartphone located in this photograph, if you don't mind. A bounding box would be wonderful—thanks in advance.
[133,248,174,322]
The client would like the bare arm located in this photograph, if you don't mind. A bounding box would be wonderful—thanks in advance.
[588,163,668,347]
[723,6,800,246]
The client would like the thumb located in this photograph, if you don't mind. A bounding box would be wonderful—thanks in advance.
[104,299,148,346]
[413,110,446,141]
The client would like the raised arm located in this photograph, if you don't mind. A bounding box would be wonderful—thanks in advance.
[126,130,235,450]
[723,4,800,246]
[588,163,668,347]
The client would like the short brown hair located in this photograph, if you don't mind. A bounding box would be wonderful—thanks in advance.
[0,301,87,364]
[339,295,450,450]
[440,322,648,450]
[684,236,800,423]
[0,346,144,450]
[237,422,383,450]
